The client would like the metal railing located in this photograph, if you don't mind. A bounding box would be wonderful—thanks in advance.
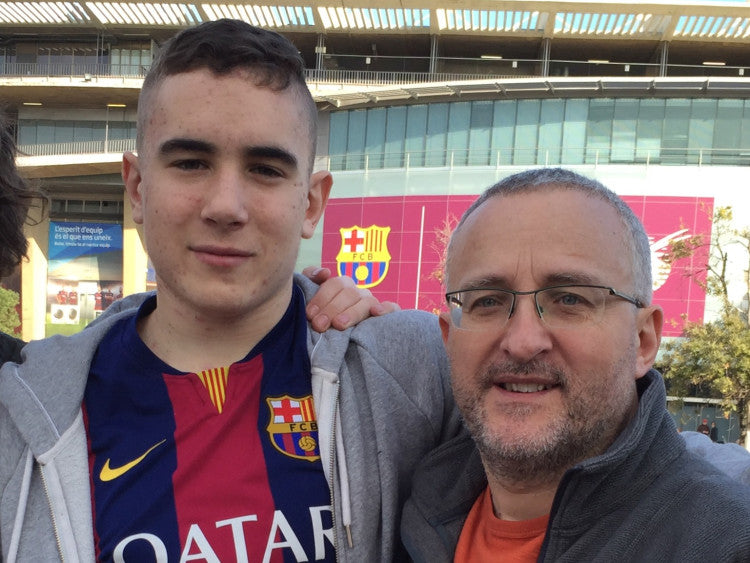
[304,68,520,85]
[0,62,148,77]
[1,57,747,85]
[325,146,750,170]
[19,138,135,157]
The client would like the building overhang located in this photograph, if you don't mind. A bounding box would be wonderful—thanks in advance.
[311,76,750,109]
[3,0,750,44]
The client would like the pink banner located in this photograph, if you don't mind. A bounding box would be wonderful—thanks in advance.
[322,195,713,337]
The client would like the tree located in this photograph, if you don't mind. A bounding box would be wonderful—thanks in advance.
[0,286,21,335]
[659,206,750,445]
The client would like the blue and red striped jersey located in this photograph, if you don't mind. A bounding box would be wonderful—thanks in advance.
[83,287,335,562]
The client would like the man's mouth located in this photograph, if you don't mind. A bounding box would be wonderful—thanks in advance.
[499,382,553,393]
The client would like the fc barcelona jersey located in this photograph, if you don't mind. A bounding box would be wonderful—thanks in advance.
[83,286,335,562]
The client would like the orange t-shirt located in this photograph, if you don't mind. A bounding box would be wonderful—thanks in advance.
[454,487,549,563]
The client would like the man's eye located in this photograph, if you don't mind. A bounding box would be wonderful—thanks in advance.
[553,292,595,308]
[559,294,583,306]
[468,293,509,311]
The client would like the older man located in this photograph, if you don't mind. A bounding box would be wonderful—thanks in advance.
[402,168,750,562]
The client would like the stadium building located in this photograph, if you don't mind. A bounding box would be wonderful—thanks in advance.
[2,0,750,439]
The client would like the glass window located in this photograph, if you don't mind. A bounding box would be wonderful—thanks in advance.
[538,99,564,165]
[364,107,386,169]
[468,101,493,166]
[54,122,75,143]
[328,112,348,170]
[636,99,664,163]
[586,99,614,164]
[93,121,106,143]
[110,122,132,141]
[561,99,588,164]
[611,99,638,162]
[66,200,84,213]
[73,121,94,142]
[404,104,428,167]
[18,120,37,145]
[141,49,152,74]
[37,120,56,145]
[491,100,516,166]
[346,110,367,170]
[425,103,449,167]
[713,99,743,164]
[384,106,407,168]
[323,96,750,171]
[740,101,750,165]
[689,99,717,164]
[514,100,540,165]
[447,102,470,166]
[111,48,121,73]
[663,99,690,164]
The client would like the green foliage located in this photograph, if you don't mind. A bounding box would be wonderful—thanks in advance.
[0,286,21,335]
[659,206,750,440]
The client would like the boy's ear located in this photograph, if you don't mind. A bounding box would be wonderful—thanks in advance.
[302,170,333,239]
[122,151,144,224]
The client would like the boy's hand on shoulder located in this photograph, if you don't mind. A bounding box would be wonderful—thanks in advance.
[303,266,400,331]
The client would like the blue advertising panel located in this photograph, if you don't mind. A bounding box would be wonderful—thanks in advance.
[46,222,123,336]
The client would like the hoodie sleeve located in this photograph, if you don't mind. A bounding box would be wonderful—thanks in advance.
[681,430,750,485]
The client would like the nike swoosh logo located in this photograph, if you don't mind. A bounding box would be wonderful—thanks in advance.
[99,439,166,482]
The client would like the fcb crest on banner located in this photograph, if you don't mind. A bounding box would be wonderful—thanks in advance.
[266,395,320,462]
[336,225,391,288]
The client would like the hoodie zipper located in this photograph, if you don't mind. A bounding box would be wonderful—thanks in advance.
[328,384,341,562]
[39,465,65,561]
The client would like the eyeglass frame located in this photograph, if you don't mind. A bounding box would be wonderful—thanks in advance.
[445,284,646,330]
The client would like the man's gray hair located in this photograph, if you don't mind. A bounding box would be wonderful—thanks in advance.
[448,167,653,304]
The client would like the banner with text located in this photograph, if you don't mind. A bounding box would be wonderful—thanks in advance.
[46,221,123,336]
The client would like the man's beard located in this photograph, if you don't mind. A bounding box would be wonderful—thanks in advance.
[455,359,631,488]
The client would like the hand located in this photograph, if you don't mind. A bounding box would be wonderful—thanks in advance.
[303,266,400,331]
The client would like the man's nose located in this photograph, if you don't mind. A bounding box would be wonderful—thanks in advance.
[499,294,553,362]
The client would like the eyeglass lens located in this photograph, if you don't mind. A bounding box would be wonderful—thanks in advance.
[450,285,614,330]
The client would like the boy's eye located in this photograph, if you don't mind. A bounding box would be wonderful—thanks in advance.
[250,164,283,177]
[174,159,206,171]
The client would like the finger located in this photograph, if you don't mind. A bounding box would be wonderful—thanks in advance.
[370,301,401,316]
[311,292,364,331]
[301,266,332,284]
[327,289,379,330]
[307,275,357,330]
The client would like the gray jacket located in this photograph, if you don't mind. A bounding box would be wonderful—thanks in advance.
[0,275,462,561]
[401,369,750,562]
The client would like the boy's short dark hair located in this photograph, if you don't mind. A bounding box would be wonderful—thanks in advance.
[137,19,317,156]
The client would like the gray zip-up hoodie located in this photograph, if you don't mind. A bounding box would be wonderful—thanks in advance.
[0,275,462,561]
[401,370,750,562]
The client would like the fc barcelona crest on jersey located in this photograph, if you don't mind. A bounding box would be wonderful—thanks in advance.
[266,395,320,462]
[336,225,392,288]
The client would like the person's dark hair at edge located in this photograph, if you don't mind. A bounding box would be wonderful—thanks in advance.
[137,19,317,155]
[0,113,43,278]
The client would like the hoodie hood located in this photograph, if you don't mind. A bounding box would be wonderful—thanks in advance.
[0,293,150,458]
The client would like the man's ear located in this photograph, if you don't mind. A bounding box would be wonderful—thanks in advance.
[122,151,144,225]
[635,305,663,379]
[439,311,452,346]
[302,170,333,239]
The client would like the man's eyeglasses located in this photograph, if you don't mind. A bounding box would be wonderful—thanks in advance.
[445,284,645,331]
